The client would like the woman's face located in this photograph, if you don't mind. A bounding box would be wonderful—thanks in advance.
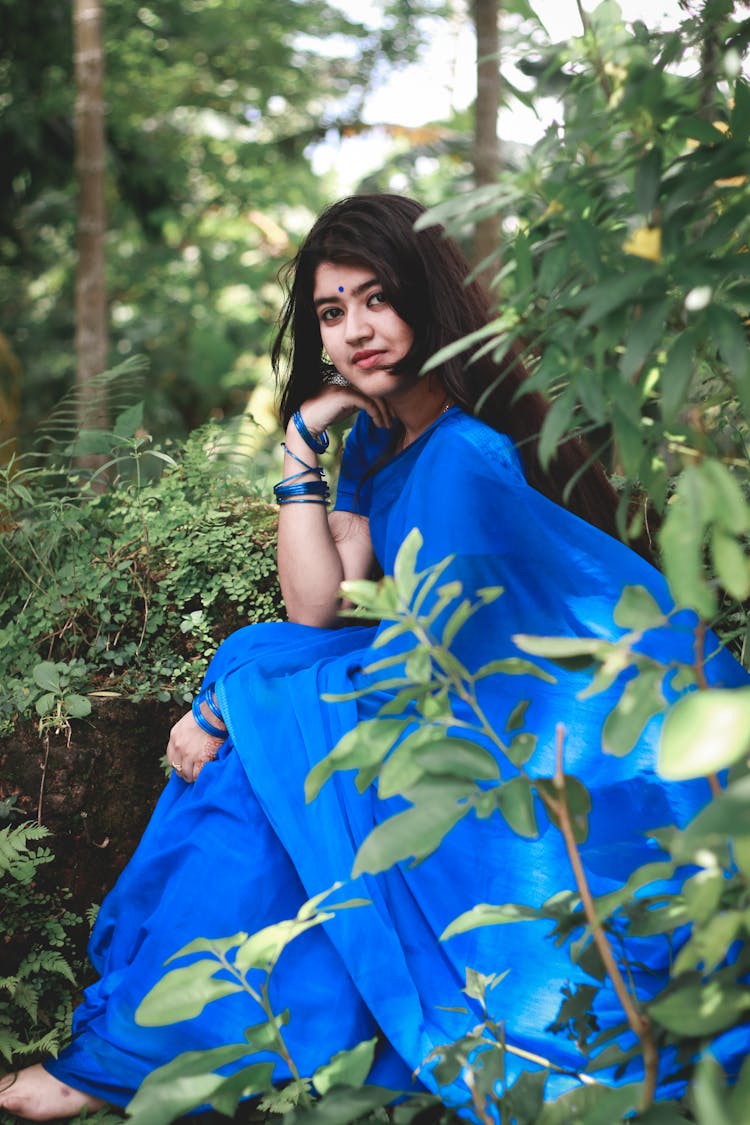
[312,261,415,399]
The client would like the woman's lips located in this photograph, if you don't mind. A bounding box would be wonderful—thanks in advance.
[352,350,385,369]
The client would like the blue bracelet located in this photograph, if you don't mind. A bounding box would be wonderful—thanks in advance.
[203,685,224,723]
[274,479,330,505]
[281,443,325,477]
[192,693,226,739]
[292,410,329,453]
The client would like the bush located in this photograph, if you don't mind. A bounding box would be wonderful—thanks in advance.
[0,419,283,734]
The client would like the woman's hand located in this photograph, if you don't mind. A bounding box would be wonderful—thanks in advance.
[166,709,226,783]
[294,384,393,437]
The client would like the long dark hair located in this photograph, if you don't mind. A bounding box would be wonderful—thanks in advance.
[272,193,624,543]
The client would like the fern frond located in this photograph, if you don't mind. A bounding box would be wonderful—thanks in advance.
[0,822,51,881]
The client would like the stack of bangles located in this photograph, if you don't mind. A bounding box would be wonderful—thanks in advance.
[273,410,330,507]
[192,683,226,739]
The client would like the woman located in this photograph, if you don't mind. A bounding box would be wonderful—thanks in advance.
[2,194,745,1119]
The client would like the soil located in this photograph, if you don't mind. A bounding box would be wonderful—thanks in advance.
[0,697,183,911]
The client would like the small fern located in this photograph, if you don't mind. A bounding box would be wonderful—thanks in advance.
[0,820,83,1066]
[0,822,52,882]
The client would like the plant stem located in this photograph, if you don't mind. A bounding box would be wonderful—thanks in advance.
[537,724,659,1112]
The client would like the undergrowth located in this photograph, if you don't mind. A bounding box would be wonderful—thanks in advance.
[0,420,283,734]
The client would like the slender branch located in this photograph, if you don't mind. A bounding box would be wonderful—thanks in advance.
[536,725,659,1112]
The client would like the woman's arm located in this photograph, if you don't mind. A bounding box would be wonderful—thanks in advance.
[277,389,388,627]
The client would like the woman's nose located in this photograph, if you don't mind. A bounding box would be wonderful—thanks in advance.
[344,306,374,344]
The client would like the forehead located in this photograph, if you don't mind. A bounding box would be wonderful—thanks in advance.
[313,261,376,297]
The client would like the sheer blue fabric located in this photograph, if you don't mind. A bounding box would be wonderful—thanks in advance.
[46,408,748,1108]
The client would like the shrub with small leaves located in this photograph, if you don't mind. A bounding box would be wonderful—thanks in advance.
[0,421,283,730]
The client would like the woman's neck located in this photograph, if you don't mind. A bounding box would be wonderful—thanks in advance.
[392,382,452,448]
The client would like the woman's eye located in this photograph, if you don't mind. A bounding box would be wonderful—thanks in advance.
[368,291,387,307]
[320,307,342,323]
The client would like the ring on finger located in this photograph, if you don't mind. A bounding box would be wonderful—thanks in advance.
[172,761,183,774]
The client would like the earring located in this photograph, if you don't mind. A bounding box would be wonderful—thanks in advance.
[321,360,349,387]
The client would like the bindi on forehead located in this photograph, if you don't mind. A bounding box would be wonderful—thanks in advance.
[338,286,344,292]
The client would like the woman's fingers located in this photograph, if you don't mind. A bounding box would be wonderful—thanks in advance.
[167,711,222,783]
[299,387,394,434]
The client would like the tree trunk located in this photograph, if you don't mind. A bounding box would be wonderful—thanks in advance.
[472,0,501,285]
[73,0,108,459]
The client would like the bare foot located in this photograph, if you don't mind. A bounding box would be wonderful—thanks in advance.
[0,1065,106,1121]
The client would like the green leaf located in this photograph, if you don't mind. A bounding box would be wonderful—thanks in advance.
[539,389,577,468]
[670,117,728,145]
[33,662,61,692]
[613,584,665,631]
[413,737,500,783]
[312,1037,377,1096]
[475,657,556,683]
[512,634,608,667]
[635,146,663,217]
[393,528,423,602]
[711,527,750,600]
[233,920,299,972]
[441,901,542,940]
[35,693,56,717]
[659,466,717,619]
[165,933,247,964]
[513,229,533,293]
[305,719,410,802]
[282,1084,398,1125]
[353,787,471,876]
[506,731,537,766]
[672,776,750,861]
[497,776,539,838]
[578,266,655,329]
[405,648,432,684]
[66,694,92,718]
[673,910,743,974]
[682,868,725,925]
[708,304,750,383]
[658,687,750,779]
[648,977,750,1035]
[536,776,591,843]
[700,458,750,535]
[660,328,698,424]
[593,860,675,925]
[602,665,666,756]
[730,77,750,143]
[126,1048,272,1125]
[505,698,530,731]
[135,962,243,1026]
[113,402,145,439]
[619,298,669,380]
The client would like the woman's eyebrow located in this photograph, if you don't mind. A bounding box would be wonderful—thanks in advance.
[313,278,379,308]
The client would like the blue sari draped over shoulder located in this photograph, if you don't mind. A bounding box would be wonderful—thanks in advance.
[46,408,748,1109]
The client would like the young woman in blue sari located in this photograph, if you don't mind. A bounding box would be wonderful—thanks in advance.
[2,194,745,1120]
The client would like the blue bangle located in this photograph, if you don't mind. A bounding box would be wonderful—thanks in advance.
[293,410,329,453]
[192,694,226,739]
[203,685,223,723]
[274,479,330,504]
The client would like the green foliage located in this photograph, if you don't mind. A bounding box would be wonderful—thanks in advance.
[309,533,750,1123]
[0,417,283,730]
[0,813,82,1066]
[421,0,750,645]
[126,887,390,1125]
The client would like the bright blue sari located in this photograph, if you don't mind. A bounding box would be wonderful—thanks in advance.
[46,408,748,1108]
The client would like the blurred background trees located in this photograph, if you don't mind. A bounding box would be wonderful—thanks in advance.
[0,0,462,450]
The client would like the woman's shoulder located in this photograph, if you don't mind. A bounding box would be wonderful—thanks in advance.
[430,409,526,483]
